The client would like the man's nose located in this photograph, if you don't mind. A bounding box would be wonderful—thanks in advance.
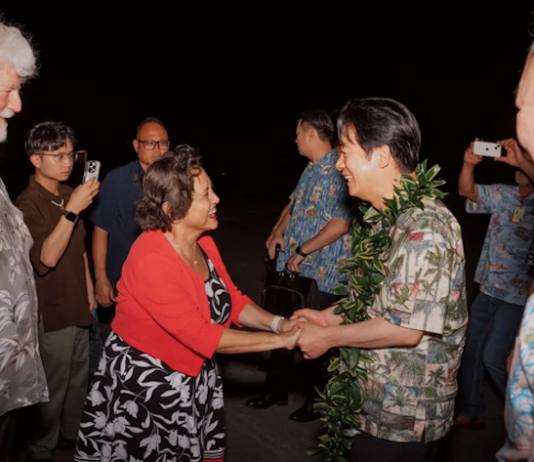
[8,90,22,113]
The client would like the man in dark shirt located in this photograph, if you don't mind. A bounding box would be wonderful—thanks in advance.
[91,117,169,311]
[15,121,100,461]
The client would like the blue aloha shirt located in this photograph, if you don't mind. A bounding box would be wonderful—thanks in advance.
[276,149,352,294]
[466,184,534,306]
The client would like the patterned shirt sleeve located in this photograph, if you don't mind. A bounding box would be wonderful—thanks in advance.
[465,184,499,214]
[382,218,454,336]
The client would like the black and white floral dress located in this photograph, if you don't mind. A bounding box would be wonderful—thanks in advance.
[74,253,231,462]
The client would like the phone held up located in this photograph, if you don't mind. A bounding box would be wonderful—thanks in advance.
[82,160,101,184]
[473,141,502,158]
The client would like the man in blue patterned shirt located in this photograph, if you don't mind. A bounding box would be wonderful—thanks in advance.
[455,137,534,428]
[246,110,353,422]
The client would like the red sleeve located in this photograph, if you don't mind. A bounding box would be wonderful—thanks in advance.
[200,236,253,326]
[129,251,224,359]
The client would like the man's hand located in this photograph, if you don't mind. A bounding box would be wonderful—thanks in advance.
[66,177,100,214]
[286,252,305,273]
[291,306,343,327]
[280,325,302,350]
[496,138,529,167]
[464,141,483,167]
[95,276,116,307]
[266,230,285,260]
[296,323,331,359]
[278,317,308,333]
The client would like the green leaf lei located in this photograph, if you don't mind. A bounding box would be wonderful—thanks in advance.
[308,161,447,461]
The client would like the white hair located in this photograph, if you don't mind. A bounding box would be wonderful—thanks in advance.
[0,19,36,79]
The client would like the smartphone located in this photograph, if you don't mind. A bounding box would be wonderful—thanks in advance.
[473,141,502,158]
[82,160,101,184]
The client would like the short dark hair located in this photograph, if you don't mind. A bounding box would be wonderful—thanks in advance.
[25,121,77,156]
[136,144,202,232]
[136,117,166,137]
[298,109,334,142]
[337,97,421,173]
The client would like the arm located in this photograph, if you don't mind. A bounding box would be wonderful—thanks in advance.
[286,217,350,272]
[296,317,424,359]
[92,225,115,307]
[84,253,97,312]
[459,142,482,201]
[496,138,534,183]
[237,301,304,333]
[266,203,291,259]
[216,327,299,354]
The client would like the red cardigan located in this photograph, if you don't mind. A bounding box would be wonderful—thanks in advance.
[112,230,252,376]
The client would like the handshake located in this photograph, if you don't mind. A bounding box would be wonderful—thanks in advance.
[276,306,344,359]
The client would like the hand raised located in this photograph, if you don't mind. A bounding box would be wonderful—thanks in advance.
[66,177,100,214]
[464,141,483,167]
[496,138,528,167]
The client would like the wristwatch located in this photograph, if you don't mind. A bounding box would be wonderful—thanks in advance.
[295,246,310,258]
[61,209,79,224]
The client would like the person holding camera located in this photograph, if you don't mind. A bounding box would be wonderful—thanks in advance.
[454,137,534,428]
[15,121,100,461]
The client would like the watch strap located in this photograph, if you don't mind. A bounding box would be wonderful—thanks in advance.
[295,246,309,258]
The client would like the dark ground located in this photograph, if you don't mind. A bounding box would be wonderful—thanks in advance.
[40,194,503,462]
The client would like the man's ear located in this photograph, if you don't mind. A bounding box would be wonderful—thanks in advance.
[133,139,139,153]
[29,154,42,169]
[374,145,392,169]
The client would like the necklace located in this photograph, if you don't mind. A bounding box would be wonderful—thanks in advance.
[50,198,64,209]
[165,234,199,265]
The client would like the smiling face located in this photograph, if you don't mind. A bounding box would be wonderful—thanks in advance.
[517,53,534,159]
[180,169,220,233]
[335,127,382,203]
[30,138,75,183]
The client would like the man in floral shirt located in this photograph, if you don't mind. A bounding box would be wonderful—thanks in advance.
[497,39,534,462]
[0,20,48,461]
[455,138,534,429]
[246,110,352,422]
[294,98,468,461]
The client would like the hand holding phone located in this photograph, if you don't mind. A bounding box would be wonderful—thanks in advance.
[83,160,101,184]
[473,141,501,158]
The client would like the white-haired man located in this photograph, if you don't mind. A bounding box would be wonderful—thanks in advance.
[498,40,534,462]
[0,19,48,461]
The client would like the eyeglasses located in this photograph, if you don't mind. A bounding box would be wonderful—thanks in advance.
[38,151,81,163]
[136,139,170,150]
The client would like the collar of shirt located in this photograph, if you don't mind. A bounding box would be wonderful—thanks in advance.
[28,175,70,203]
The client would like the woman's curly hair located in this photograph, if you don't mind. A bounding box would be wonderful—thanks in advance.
[136,144,202,232]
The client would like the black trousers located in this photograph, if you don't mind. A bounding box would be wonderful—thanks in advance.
[0,409,25,462]
[263,291,340,399]
[349,432,442,462]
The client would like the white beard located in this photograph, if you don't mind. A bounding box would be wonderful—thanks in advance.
[0,108,14,143]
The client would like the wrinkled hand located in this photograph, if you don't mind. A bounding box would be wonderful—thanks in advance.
[66,177,100,214]
[286,252,305,273]
[464,140,483,167]
[266,230,285,260]
[291,306,343,327]
[95,276,116,307]
[280,325,302,350]
[496,138,528,167]
[296,323,331,359]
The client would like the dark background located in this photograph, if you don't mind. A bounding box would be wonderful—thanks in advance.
[0,2,532,213]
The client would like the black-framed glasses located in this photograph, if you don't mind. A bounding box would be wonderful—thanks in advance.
[38,151,81,163]
[136,139,171,150]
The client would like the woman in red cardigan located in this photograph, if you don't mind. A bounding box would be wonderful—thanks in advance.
[74,145,301,462]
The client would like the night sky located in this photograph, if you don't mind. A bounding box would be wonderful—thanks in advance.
[0,2,533,206]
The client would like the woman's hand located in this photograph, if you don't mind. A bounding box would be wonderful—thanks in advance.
[278,317,308,333]
[280,325,302,350]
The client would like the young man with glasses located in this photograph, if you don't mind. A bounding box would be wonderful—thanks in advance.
[91,117,169,317]
[15,121,100,461]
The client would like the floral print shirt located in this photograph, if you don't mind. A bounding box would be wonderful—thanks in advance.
[359,199,468,443]
[498,292,534,461]
[0,178,48,416]
[276,150,353,294]
[466,184,534,306]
